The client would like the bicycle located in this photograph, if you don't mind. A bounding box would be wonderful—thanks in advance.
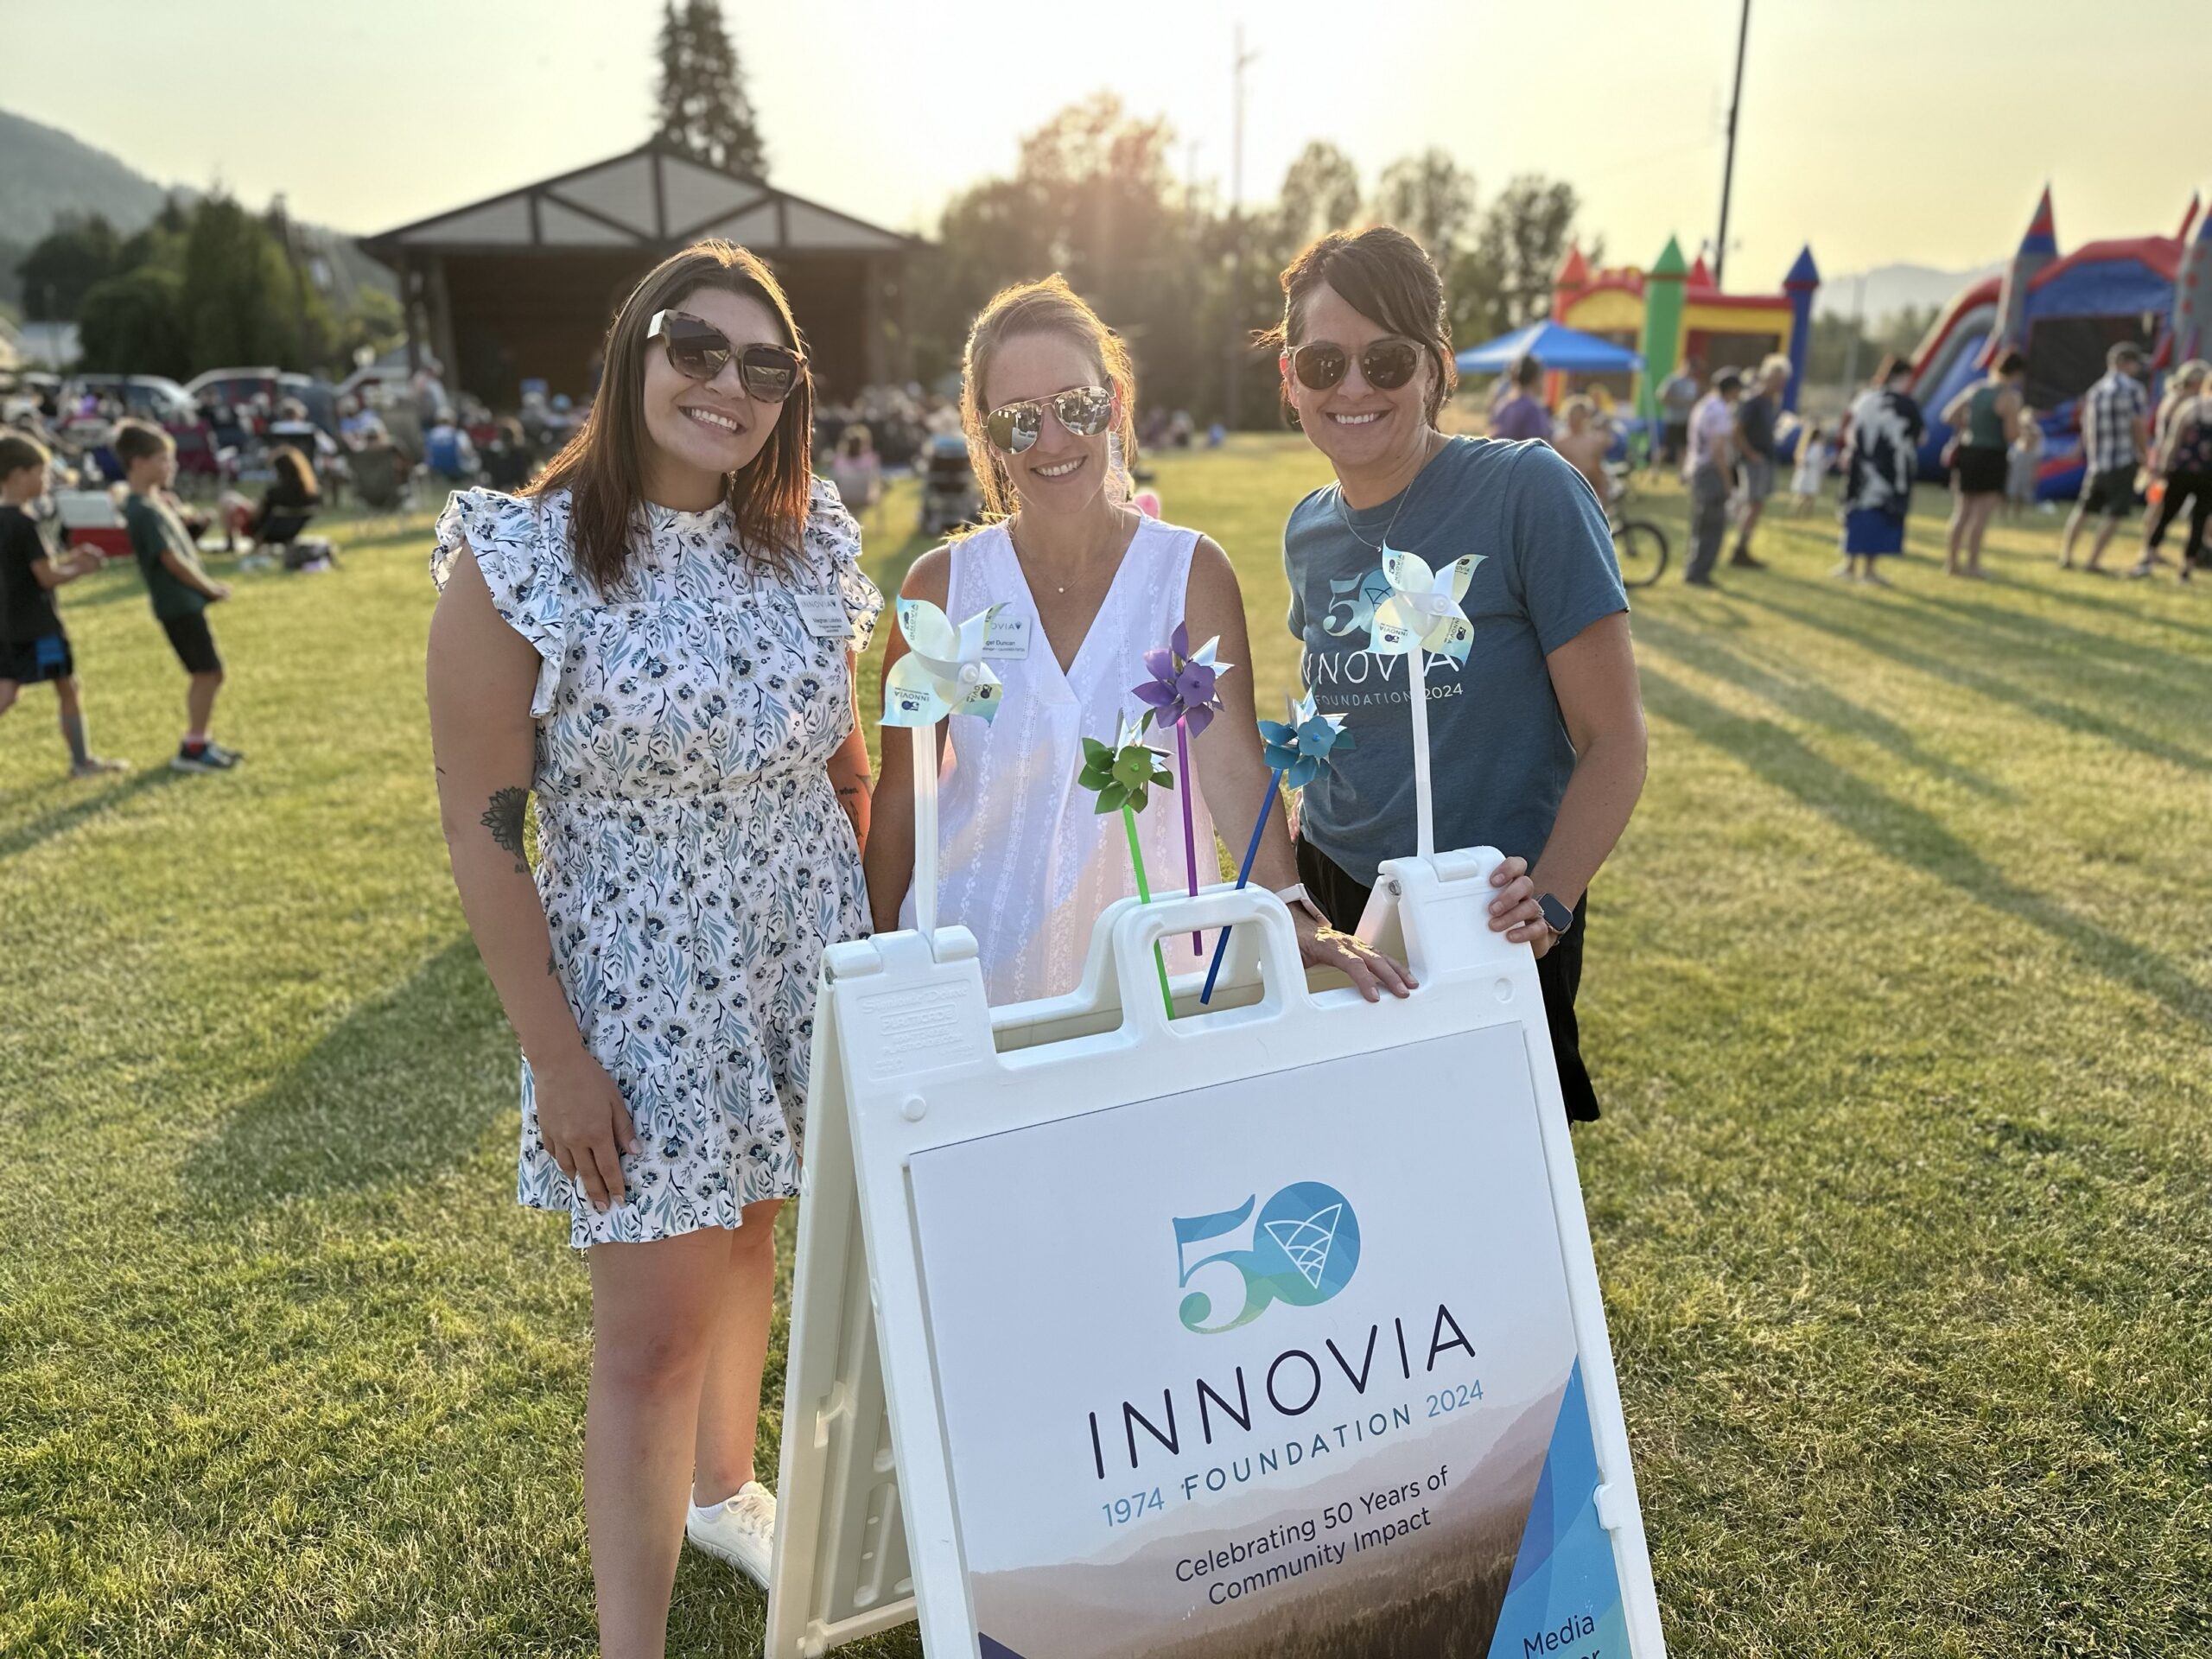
[1604,462,1669,588]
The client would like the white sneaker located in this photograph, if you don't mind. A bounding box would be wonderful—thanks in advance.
[686,1480,774,1587]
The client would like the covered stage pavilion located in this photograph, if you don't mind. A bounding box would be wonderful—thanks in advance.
[360,143,921,409]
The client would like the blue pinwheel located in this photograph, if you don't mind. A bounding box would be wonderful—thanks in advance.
[1201,691,1356,1004]
[1256,691,1355,790]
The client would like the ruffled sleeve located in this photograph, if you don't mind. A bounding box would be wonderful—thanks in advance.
[431,487,571,718]
[802,475,883,654]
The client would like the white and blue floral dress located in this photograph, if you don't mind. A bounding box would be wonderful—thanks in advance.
[431,480,881,1248]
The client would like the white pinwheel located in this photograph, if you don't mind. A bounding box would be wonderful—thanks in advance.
[1364,543,1484,860]
[1366,546,1481,667]
[885,598,1007,950]
[882,599,1006,726]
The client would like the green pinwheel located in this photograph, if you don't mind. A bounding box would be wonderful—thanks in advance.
[1076,710,1178,1017]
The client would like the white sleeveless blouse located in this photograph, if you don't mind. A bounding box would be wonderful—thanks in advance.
[900,516,1218,1005]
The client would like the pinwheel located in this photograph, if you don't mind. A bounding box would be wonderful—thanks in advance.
[1199,693,1355,1005]
[1077,710,1178,1018]
[1133,622,1236,951]
[1365,545,1481,859]
[882,598,1005,944]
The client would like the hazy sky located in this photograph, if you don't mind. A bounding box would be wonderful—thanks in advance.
[15,0,2205,297]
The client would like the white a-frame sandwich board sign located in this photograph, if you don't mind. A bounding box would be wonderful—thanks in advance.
[768,849,1667,1659]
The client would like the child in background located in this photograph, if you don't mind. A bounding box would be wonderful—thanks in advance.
[2005,411,2045,519]
[0,434,126,777]
[114,420,242,773]
[1550,396,1614,507]
[1790,423,1834,514]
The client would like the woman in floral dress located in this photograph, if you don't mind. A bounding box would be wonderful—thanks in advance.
[426,241,878,1656]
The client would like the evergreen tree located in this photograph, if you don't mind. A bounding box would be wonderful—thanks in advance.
[654,0,767,177]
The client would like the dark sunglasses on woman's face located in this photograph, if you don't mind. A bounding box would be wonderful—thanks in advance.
[984,385,1115,454]
[1283,338,1422,393]
[647,310,806,402]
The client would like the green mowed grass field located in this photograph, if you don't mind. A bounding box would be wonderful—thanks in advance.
[2,438,2207,1656]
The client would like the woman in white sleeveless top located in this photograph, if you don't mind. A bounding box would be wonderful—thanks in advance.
[865,275,1408,1006]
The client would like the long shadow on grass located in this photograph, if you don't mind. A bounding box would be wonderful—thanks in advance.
[1728,585,2212,775]
[0,766,180,862]
[1879,585,2209,692]
[1641,664,2211,1030]
[1630,611,2011,800]
[180,936,515,1207]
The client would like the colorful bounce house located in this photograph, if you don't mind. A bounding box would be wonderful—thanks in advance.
[1550,236,1821,434]
[1909,188,2212,499]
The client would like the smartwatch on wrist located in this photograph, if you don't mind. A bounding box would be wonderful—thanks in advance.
[1536,893,1574,937]
[1275,883,1328,925]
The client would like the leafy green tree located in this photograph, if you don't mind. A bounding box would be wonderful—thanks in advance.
[1374,149,1477,264]
[77,268,191,378]
[17,213,124,321]
[1274,141,1363,252]
[1455,175,1593,345]
[654,0,767,177]
[181,194,308,370]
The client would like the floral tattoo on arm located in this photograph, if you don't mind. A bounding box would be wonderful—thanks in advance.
[481,785,531,875]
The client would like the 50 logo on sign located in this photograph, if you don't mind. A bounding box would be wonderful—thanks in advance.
[1172,1183,1361,1335]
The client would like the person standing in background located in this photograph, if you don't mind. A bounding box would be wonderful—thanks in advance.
[0,433,126,777]
[2005,407,2045,519]
[1789,422,1834,514]
[1727,354,1789,569]
[1835,355,1923,585]
[1682,367,1742,587]
[2059,340,2151,572]
[1941,349,2026,578]
[1655,356,1702,470]
[2130,360,2211,581]
[1491,355,1554,442]
[825,423,881,512]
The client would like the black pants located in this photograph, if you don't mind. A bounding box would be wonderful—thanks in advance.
[1297,840,1601,1122]
[2145,472,2212,565]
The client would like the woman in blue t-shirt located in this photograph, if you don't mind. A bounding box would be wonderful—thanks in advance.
[1260,226,1648,1120]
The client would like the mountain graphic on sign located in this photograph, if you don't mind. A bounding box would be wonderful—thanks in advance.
[1264,1203,1343,1289]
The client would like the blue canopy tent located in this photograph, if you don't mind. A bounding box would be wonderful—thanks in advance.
[1455,319,1643,375]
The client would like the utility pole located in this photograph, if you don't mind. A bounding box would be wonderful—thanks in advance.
[1713,0,1751,288]
[1224,22,1259,429]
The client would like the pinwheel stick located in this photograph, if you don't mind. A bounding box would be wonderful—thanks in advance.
[1198,767,1284,1005]
[911,724,940,940]
[1408,647,1436,860]
[1175,720,1202,952]
[1121,804,1176,1020]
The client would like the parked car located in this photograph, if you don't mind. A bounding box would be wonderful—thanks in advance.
[183,368,339,435]
[61,373,199,425]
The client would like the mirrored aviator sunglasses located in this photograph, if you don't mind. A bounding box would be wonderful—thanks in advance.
[984,385,1115,454]
[646,309,805,401]
[1285,338,1422,393]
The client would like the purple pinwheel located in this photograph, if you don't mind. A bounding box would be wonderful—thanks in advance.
[1133,622,1236,949]
[1134,622,1233,739]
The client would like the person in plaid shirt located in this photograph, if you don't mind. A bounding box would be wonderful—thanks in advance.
[2060,340,2152,571]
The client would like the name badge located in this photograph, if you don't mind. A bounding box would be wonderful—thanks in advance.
[982,613,1031,660]
[794,593,850,640]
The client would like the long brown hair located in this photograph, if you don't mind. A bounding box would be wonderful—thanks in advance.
[1257,226,1457,429]
[532,240,814,591]
[959,273,1139,521]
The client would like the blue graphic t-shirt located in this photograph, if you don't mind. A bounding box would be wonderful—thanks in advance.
[1284,435,1627,887]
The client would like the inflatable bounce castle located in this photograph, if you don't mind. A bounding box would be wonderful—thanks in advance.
[1552,236,1821,423]
[1909,188,2212,499]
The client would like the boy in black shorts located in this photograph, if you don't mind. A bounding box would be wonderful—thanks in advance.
[0,434,126,777]
[115,420,242,772]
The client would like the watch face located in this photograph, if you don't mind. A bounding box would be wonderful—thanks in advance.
[1538,894,1573,934]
